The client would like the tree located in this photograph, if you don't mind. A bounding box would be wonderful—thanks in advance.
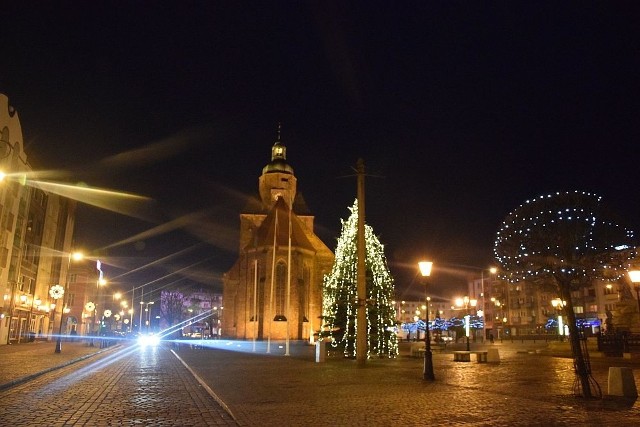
[322,200,398,358]
[160,290,187,338]
[190,289,223,337]
[494,191,635,398]
[611,281,640,332]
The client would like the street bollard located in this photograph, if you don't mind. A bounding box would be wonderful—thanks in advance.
[608,367,638,398]
[487,348,500,363]
[315,340,326,363]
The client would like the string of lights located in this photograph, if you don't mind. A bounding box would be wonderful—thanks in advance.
[494,191,635,284]
[322,200,399,359]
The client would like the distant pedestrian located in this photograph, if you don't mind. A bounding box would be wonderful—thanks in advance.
[489,333,494,344]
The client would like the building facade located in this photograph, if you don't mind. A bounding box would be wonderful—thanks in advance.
[222,135,334,341]
[395,298,457,340]
[0,93,76,345]
[475,272,640,339]
[180,288,223,338]
[67,260,104,337]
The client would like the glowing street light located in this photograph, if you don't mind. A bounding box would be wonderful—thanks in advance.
[551,298,567,340]
[628,271,640,324]
[418,261,435,380]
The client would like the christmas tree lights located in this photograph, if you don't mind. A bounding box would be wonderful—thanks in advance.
[321,200,398,358]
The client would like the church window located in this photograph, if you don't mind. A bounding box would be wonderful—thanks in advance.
[249,262,259,321]
[275,261,286,319]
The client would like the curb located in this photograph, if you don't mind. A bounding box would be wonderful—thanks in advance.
[170,348,241,425]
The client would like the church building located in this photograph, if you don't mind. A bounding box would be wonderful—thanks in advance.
[222,133,334,341]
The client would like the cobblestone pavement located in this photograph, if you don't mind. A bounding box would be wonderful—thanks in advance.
[0,340,109,389]
[173,340,640,427]
[1,339,639,426]
[0,340,236,426]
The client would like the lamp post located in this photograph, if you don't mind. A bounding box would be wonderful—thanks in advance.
[85,301,96,345]
[91,261,107,346]
[49,285,64,347]
[119,301,128,333]
[456,296,477,351]
[139,300,145,334]
[54,251,84,353]
[103,310,112,331]
[628,271,640,324]
[111,292,121,332]
[490,297,502,340]
[129,288,135,334]
[89,277,106,347]
[100,308,112,348]
[418,261,435,381]
[146,301,155,334]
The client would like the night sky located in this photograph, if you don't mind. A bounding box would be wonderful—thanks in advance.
[3,2,639,301]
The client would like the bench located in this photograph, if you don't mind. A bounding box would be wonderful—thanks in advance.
[453,350,488,363]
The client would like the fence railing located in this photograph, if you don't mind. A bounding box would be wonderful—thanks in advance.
[597,333,640,355]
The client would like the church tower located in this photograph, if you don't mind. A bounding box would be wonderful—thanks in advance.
[222,129,334,342]
[258,125,297,209]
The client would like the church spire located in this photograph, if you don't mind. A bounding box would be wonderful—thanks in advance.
[262,122,293,175]
[271,122,286,162]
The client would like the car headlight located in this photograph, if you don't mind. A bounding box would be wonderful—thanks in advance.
[138,334,160,346]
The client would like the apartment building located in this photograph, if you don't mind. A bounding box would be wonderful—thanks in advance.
[474,272,639,339]
[0,94,76,344]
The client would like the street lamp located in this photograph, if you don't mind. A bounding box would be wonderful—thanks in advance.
[628,271,640,323]
[139,300,145,333]
[146,301,155,334]
[418,261,435,381]
[90,271,107,347]
[54,251,84,353]
[128,308,134,333]
[456,296,477,351]
[490,297,502,341]
[551,298,567,341]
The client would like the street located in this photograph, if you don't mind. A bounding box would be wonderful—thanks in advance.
[0,342,236,426]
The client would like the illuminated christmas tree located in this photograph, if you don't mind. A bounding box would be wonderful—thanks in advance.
[321,200,398,358]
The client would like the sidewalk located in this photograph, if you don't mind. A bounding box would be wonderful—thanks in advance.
[0,339,116,390]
